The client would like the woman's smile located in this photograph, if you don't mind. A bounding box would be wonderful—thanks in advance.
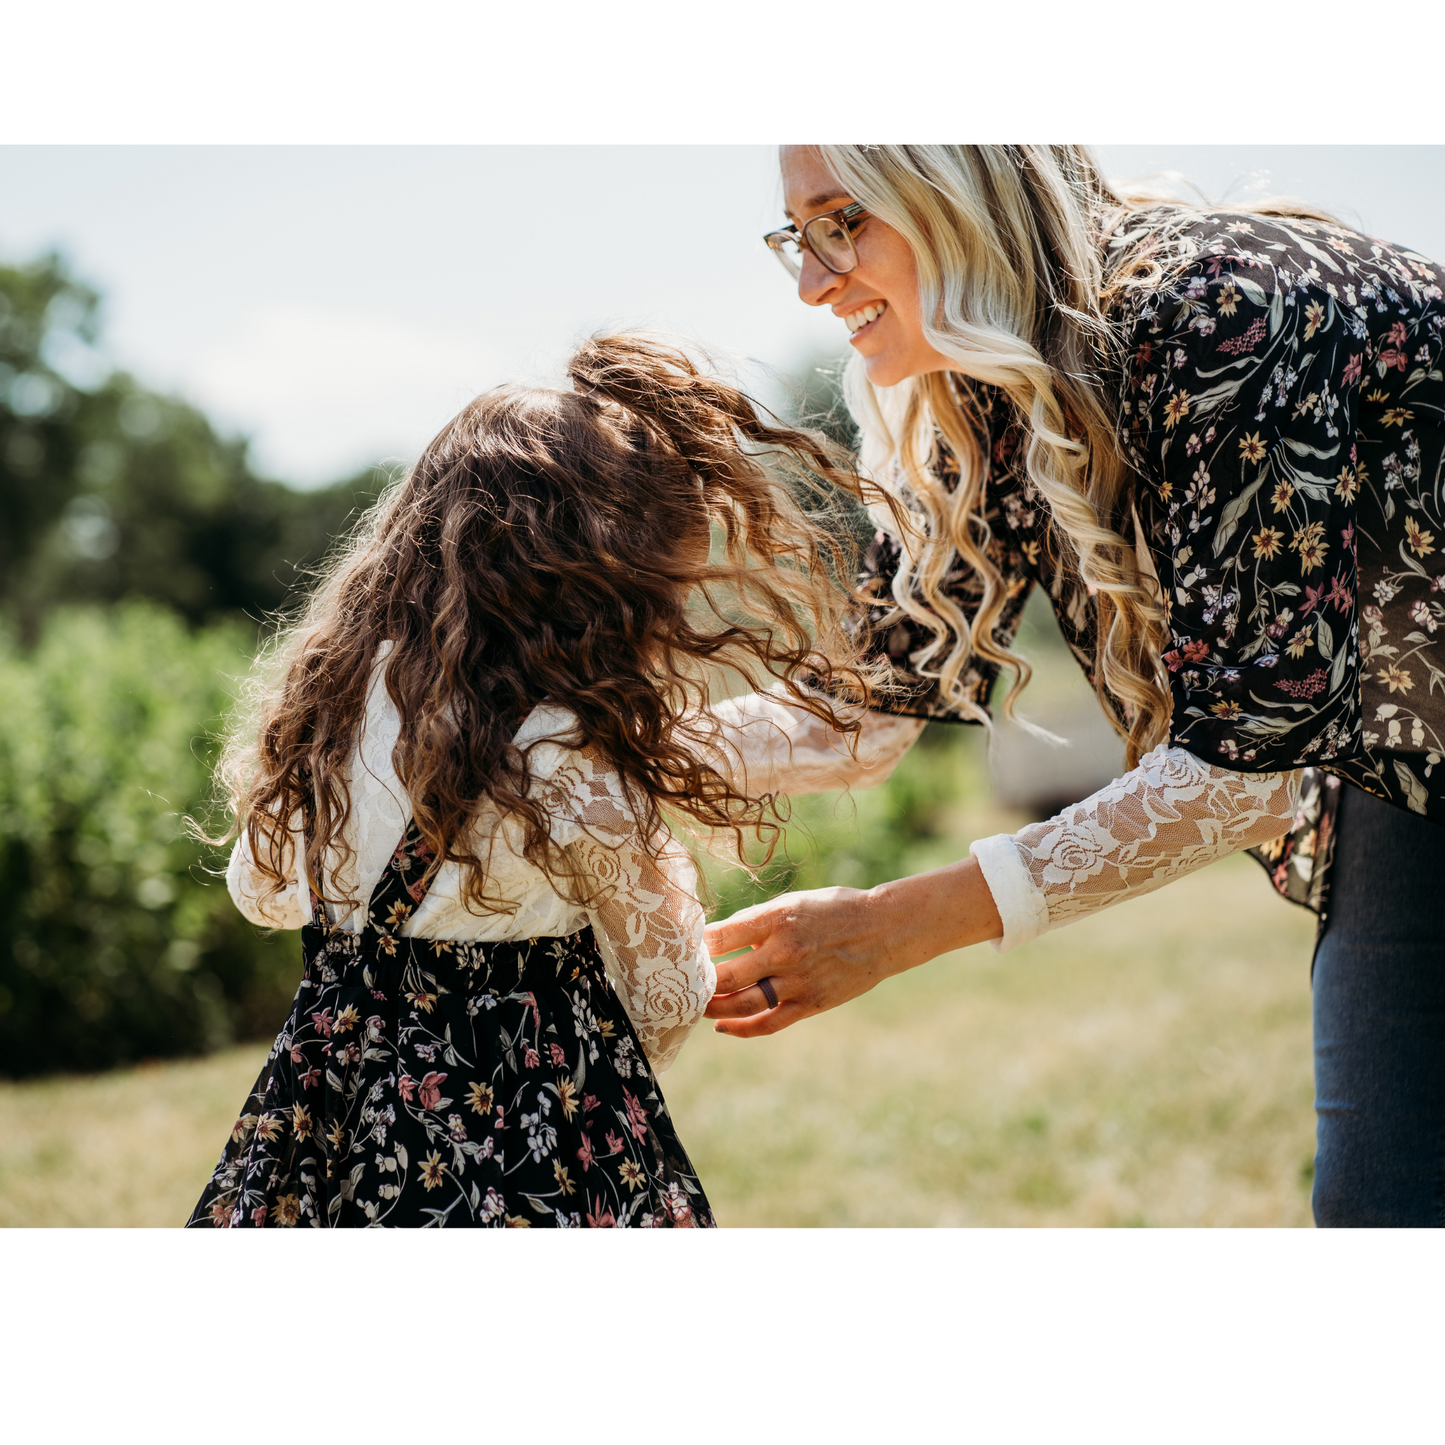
[841,299,889,337]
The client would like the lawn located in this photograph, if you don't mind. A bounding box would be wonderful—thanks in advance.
[0,850,1318,1228]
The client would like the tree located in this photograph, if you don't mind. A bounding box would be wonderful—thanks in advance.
[0,252,388,638]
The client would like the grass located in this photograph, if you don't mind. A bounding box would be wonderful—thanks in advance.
[0,851,1318,1228]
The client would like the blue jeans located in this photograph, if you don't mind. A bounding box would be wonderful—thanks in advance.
[1312,781,1445,1227]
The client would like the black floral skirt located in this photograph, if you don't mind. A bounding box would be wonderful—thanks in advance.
[187,920,714,1228]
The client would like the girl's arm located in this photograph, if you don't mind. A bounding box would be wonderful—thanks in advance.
[704,745,1302,1035]
[568,828,715,1074]
[533,737,715,1073]
[703,684,925,797]
[226,827,310,930]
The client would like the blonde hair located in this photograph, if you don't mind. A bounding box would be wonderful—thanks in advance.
[818,144,1176,766]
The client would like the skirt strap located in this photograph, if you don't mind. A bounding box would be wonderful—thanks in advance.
[364,818,437,941]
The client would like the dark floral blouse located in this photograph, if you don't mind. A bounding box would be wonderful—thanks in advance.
[861,207,1445,924]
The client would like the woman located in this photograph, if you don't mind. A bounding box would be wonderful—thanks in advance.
[702,145,1445,1227]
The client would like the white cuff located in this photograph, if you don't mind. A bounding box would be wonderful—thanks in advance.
[969,833,1051,954]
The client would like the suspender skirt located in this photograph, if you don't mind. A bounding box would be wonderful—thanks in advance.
[187,822,714,1227]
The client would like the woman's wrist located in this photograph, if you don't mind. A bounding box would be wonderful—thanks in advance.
[866,855,1003,973]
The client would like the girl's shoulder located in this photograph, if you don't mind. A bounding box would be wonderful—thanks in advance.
[514,705,646,851]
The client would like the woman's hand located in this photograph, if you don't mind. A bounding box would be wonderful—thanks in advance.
[703,855,1003,1037]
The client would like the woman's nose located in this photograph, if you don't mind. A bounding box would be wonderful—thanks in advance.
[797,249,843,308]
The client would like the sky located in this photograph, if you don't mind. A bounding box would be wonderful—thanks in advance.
[2,145,1443,488]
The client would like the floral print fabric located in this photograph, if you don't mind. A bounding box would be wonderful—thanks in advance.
[859,207,1445,920]
[189,823,714,1228]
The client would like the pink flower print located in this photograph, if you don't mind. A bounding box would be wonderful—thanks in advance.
[1342,353,1363,386]
[298,1066,321,1090]
[622,1087,649,1142]
[1325,574,1353,614]
[523,1048,540,1070]
[526,992,541,1029]
[1389,321,1408,348]
[310,1008,334,1039]
[604,1130,623,1155]
[549,1043,567,1067]
[494,1107,505,1131]
[251,1205,268,1227]
[577,1134,595,1172]
[398,1074,417,1104]
[585,1197,616,1228]
[290,1044,304,1064]
[583,1094,599,1113]
[418,1072,447,1110]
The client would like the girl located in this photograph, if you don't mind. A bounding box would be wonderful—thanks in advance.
[187,334,876,1228]
[704,145,1445,1227]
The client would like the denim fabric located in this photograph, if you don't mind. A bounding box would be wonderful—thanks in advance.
[1312,781,1445,1227]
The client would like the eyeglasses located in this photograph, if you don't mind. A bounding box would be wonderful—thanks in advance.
[763,202,867,281]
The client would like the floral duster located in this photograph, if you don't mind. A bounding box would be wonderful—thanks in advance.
[188,824,713,1228]
[861,206,1445,928]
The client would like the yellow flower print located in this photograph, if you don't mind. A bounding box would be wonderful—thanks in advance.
[419,1151,447,1190]
[1238,432,1267,463]
[273,1193,301,1227]
[292,1103,313,1140]
[1378,663,1414,694]
[1381,408,1413,428]
[1210,700,1243,718]
[555,1077,579,1121]
[254,1112,283,1144]
[1335,466,1358,502]
[1271,480,1295,513]
[505,1215,532,1227]
[1162,392,1191,430]
[1285,627,1314,659]
[1405,517,1436,557]
[1253,527,1283,560]
[1303,300,1326,340]
[326,1120,348,1152]
[619,1160,644,1192]
[467,1081,494,1116]
[1291,521,1328,574]
[553,1159,575,1197]
[384,899,412,930]
[1365,389,1389,404]
[1217,281,1240,316]
[334,1004,361,1034]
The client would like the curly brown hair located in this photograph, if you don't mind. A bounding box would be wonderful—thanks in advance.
[220,334,888,916]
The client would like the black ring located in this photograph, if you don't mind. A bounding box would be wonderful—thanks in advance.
[758,976,780,1010]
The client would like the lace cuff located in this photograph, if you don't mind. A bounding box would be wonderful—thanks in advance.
[972,744,1304,954]
[969,834,1050,953]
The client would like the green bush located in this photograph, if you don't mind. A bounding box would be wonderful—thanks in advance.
[0,603,299,1077]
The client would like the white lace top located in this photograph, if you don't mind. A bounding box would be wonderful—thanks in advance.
[709,687,1303,953]
[227,657,716,1073]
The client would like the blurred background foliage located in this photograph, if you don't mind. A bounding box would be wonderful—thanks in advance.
[0,252,392,1076]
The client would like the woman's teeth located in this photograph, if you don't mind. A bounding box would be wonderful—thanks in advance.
[844,301,888,334]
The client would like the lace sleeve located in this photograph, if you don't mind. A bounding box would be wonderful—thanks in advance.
[528,737,716,1074]
[969,744,1304,953]
[225,827,310,930]
[704,685,925,797]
